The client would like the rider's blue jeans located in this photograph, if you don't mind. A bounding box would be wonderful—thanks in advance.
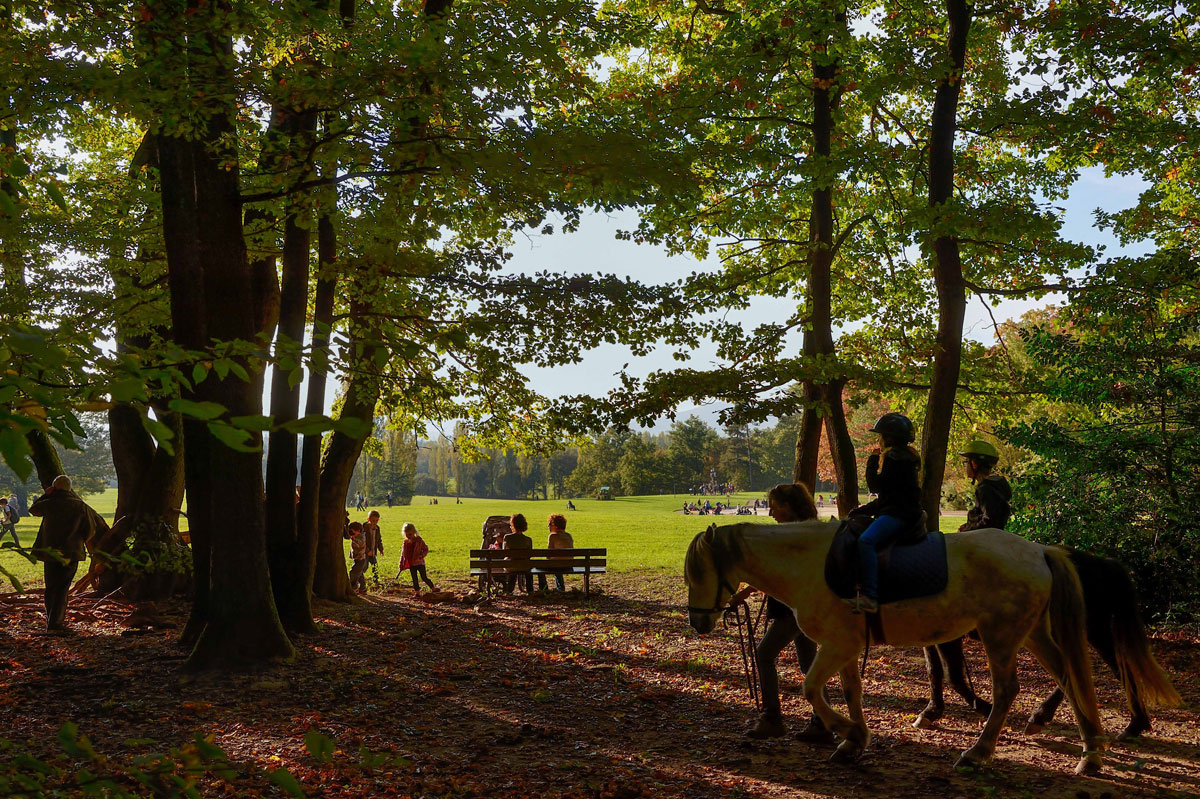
[856,515,906,599]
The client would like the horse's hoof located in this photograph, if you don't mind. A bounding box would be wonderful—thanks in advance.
[1076,755,1103,776]
[829,744,860,765]
[1116,724,1149,742]
[913,715,934,730]
[1024,721,1045,736]
[954,749,989,771]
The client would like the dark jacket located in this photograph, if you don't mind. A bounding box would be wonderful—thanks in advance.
[856,445,923,525]
[501,531,533,574]
[960,475,1012,531]
[29,489,94,562]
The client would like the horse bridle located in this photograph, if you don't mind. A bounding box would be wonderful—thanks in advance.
[686,572,738,616]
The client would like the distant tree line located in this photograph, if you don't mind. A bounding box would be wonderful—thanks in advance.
[392,410,891,501]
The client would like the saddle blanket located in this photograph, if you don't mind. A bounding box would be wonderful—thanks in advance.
[824,526,948,605]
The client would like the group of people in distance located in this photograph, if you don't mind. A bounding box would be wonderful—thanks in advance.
[485,512,574,594]
[732,412,1012,741]
[682,500,757,516]
[344,511,437,595]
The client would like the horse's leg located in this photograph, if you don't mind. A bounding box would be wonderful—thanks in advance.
[944,637,992,718]
[956,630,1022,770]
[914,645,945,729]
[1023,624,1106,775]
[1026,687,1066,735]
[830,663,866,764]
[1085,618,1151,741]
[802,641,869,762]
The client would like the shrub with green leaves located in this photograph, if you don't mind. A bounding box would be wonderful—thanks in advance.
[1004,252,1200,622]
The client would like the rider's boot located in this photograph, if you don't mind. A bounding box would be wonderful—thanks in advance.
[794,714,836,745]
[745,712,786,739]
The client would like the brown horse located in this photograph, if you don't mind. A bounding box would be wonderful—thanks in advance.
[686,520,1107,774]
[916,549,1182,739]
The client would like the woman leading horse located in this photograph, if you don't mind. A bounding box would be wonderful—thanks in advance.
[685,519,1107,775]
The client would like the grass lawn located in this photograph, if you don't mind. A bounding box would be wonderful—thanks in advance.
[0,489,967,591]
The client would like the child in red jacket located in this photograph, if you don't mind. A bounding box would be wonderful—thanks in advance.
[399,523,435,594]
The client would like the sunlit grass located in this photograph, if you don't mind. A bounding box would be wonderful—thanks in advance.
[0,488,965,590]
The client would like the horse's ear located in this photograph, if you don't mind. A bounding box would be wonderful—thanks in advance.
[703,524,717,544]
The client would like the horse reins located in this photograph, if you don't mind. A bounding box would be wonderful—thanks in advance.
[723,597,765,710]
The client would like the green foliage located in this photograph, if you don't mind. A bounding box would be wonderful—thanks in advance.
[0,723,306,798]
[1003,252,1200,621]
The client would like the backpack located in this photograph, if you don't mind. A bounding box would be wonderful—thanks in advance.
[3,504,16,524]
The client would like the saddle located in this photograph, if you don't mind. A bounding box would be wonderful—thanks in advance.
[824,513,948,608]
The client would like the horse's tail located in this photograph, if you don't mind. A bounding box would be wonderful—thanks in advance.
[1044,548,1101,726]
[1072,550,1183,709]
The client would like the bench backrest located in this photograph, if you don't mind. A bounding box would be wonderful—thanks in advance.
[470,548,606,571]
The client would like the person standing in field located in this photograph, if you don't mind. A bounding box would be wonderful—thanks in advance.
[28,475,96,634]
[538,513,573,591]
[398,522,435,594]
[0,497,19,547]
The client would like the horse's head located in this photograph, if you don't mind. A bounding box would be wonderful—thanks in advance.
[684,523,742,634]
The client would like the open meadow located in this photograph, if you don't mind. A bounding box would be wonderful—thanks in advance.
[1,490,967,589]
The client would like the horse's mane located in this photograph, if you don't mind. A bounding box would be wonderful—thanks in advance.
[684,523,747,585]
[685,518,841,585]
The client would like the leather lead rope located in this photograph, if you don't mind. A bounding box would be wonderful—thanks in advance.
[723,598,764,711]
[860,613,871,678]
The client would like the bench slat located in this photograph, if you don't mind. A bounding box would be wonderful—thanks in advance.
[470,548,606,557]
[470,566,607,575]
[469,561,606,569]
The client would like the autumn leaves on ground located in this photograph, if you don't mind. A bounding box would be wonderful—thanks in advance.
[1,573,1197,799]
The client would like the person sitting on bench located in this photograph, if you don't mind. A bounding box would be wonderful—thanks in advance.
[502,513,533,594]
[538,513,573,591]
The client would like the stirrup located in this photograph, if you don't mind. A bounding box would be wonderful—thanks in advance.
[843,593,879,614]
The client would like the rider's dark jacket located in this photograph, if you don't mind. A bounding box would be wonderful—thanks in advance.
[855,445,923,526]
[959,474,1012,531]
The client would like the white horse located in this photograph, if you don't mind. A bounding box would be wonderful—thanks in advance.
[685,520,1106,774]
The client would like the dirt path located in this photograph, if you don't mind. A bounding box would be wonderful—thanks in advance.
[1,574,1196,798]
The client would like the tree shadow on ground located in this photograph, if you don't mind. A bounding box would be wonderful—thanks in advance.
[0,573,1196,799]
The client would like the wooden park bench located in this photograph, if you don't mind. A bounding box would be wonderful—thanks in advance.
[470,548,607,597]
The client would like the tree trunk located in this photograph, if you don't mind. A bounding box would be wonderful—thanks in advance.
[792,384,824,489]
[794,9,854,503]
[151,0,294,667]
[109,402,156,525]
[313,297,383,601]
[823,381,859,516]
[94,402,186,598]
[918,0,972,524]
[25,430,65,489]
[296,213,338,609]
[266,210,316,632]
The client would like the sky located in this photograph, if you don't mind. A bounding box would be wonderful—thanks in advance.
[499,166,1150,432]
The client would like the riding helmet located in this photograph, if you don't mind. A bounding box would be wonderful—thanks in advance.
[959,439,1000,462]
[870,412,915,443]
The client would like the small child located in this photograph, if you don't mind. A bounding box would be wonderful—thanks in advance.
[347,521,367,592]
[363,510,384,587]
[398,522,435,594]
